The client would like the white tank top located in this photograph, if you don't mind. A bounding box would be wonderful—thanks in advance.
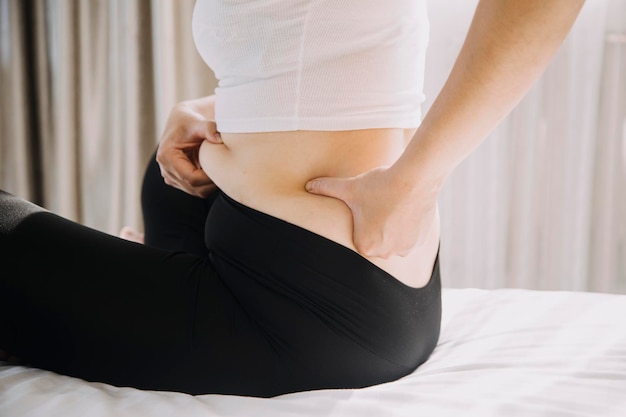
[192,0,429,133]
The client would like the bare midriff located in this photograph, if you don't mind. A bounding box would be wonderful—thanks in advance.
[198,128,440,288]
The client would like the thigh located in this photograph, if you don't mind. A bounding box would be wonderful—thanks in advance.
[141,149,218,256]
[0,191,233,389]
[0,209,184,365]
[0,191,286,396]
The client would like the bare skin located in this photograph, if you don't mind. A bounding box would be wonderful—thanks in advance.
[119,226,144,244]
[198,128,441,288]
[132,101,441,288]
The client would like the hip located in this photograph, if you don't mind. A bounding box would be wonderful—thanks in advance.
[198,128,440,288]
[204,191,442,374]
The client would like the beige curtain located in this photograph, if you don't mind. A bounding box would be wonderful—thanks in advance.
[0,0,216,231]
[0,0,624,294]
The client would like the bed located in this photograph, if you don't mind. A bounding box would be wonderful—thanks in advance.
[1,287,625,417]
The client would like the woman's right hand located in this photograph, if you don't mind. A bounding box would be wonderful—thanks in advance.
[156,95,223,198]
[306,165,441,258]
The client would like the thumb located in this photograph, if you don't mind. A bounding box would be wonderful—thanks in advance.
[187,120,221,144]
[204,121,223,144]
[305,176,353,201]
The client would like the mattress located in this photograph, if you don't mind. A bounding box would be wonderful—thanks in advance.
[1,288,625,417]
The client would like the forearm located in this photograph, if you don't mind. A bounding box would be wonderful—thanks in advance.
[179,94,216,120]
[393,0,584,190]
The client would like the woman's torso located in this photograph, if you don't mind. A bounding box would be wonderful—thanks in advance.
[194,0,437,287]
[198,129,440,288]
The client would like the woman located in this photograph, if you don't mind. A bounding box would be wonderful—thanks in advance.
[0,0,584,397]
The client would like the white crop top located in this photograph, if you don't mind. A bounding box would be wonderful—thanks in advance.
[192,0,429,133]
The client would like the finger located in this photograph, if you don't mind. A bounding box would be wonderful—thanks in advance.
[305,176,352,201]
[185,182,219,198]
[180,120,221,145]
[356,241,397,259]
[161,155,213,192]
[163,154,205,185]
[205,121,223,144]
[162,168,216,198]
[182,119,222,144]
[183,167,213,188]
[352,227,385,258]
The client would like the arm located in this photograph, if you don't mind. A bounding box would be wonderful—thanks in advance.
[394,0,585,187]
[306,0,585,258]
[156,94,223,197]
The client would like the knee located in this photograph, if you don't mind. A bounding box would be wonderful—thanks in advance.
[0,191,47,235]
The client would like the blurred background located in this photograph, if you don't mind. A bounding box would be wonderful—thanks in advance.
[1,0,625,293]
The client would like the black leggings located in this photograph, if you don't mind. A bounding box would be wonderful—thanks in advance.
[0,152,441,397]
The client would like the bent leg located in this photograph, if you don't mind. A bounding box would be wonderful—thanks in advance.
[0,189,282,396]
[0,190,203,386]
[0,150,271,395]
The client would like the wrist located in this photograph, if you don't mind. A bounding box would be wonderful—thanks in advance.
[387,160,445,204]
[390,140,450,197]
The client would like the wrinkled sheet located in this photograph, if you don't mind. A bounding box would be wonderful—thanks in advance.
[2,288,625,417]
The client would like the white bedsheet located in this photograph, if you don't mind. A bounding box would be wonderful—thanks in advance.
[1,288,625,417]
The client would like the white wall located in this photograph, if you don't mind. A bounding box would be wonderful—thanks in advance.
[424,0,626,293]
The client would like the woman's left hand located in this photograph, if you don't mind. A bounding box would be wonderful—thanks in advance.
[156,97,222,198]
[305,166,440,258]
